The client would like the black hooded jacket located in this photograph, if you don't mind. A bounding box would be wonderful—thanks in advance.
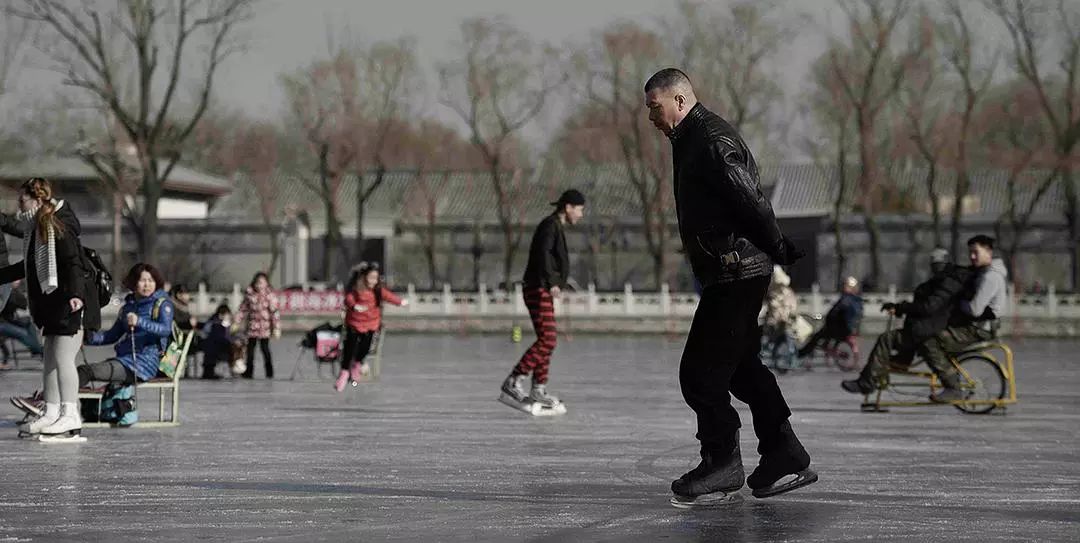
[0,202,99,335]
[668,103,801,286]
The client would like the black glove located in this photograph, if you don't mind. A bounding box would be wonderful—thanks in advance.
[880,303,897,313]
[772,237,805,265]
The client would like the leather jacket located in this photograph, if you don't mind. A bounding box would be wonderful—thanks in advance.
[668,103,801,287]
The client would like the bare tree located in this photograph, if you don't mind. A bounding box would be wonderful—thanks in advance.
[892,7,950,249]
[576,21,674,289]
[438,17,565,288]
[988,0,1080,289]
[11,0,254,263]
[825,0,924,287]
[939,0,998,257]
[0,18,36,100]
[805,52,858,289]
[350,38,423,261]
[983,82,1060,280]
[227,122,283,274]
[280,51,357,281]
[670,0,795,159]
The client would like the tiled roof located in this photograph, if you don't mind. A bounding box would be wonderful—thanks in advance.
[210,162,1069,229]
[0,155,233,196]
[769,162,1066,220]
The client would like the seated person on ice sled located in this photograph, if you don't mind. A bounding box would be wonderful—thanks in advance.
[81,263,174,389]
[797,276,863,359]
[842,237,1006,402]
[9,263,174,419]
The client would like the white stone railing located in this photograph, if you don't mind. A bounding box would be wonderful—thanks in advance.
[99,282,1080,320]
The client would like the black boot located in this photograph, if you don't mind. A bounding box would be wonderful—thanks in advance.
[747,421,817,498]
[841,377,874,394]
[671,439,745,499]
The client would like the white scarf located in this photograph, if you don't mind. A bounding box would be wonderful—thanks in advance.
[17,199,63,295]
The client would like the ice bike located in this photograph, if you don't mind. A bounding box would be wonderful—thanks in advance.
[860,317,1017,414]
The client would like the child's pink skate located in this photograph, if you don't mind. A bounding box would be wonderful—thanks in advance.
[334,369,349,392]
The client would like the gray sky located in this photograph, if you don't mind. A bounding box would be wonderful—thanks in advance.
[9,0,1005,155]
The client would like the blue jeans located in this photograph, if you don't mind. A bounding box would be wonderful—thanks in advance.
[0,320,44,355]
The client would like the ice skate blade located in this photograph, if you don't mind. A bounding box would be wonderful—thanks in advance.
[497,393,567,416]
[670,491,743,509]
[38,434,88,443]
[751,469,818,498]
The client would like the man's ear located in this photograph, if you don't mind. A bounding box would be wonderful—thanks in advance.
[675,93,685,110]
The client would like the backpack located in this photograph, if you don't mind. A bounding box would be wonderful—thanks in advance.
[151,298,184,378]
[100,383,138,426]
[79,383,138,427]
[82,247,113,304]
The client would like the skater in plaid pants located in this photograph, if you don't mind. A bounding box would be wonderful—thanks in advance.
[501,189,585,409]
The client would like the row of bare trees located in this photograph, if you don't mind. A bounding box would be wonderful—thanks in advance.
[802,0,1080,289]
[3,0,1078,290]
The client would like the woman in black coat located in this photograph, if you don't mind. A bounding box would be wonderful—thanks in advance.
[0,178,96,442]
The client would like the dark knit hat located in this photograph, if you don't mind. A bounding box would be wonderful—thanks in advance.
[551,189,586,207]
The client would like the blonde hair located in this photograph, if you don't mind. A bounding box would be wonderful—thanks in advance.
[22,178,65,240]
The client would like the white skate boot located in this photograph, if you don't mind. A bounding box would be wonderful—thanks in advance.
[37,402,86,443]
[498,380,567,417]
[18,402,59,439]
[498,373,529,404]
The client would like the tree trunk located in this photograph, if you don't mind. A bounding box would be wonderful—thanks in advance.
[112,193,123,277]
[140,171,162,264]
[864,214,882,289]
[355,177,367,263]
[833,145,848,290]
[949,170,968,258]
[266,220,281,280]
[1062,169,1079,291]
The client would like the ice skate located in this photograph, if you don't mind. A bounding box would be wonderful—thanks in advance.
[670,441,745,508]
[334,369,349,392]
[10,391,45,418]
[17,403,59,440]
[747,421,817,498]
[349,362,370,386]
[498,375,566,416]
[37,403,86,443]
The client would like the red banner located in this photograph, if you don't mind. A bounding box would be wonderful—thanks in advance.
[278,290,344,314]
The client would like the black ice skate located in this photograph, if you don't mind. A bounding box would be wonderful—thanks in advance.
[670,441,745,508]
[747,421,817,498]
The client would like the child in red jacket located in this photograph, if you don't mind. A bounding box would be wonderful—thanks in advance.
[335,263,408,391]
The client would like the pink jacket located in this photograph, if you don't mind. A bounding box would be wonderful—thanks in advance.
[239,287,281,339]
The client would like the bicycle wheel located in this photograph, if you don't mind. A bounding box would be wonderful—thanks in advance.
[954,354,1007,414]
[829,340,860,372]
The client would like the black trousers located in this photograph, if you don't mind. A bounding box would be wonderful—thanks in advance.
[340,328,374,370]
[77,358,136,387]
[680,276,792,455]
[243,337,273,378]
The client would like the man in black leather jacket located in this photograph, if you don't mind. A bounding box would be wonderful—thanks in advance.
[644,68,816,505]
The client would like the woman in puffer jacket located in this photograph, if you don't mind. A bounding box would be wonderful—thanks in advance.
[82,263,174,387]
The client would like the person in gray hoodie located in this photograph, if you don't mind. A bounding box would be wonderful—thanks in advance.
[923,235,1007,402]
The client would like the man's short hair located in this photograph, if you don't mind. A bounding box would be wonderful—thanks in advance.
[644,68,692,94]
[967,235,995,250]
